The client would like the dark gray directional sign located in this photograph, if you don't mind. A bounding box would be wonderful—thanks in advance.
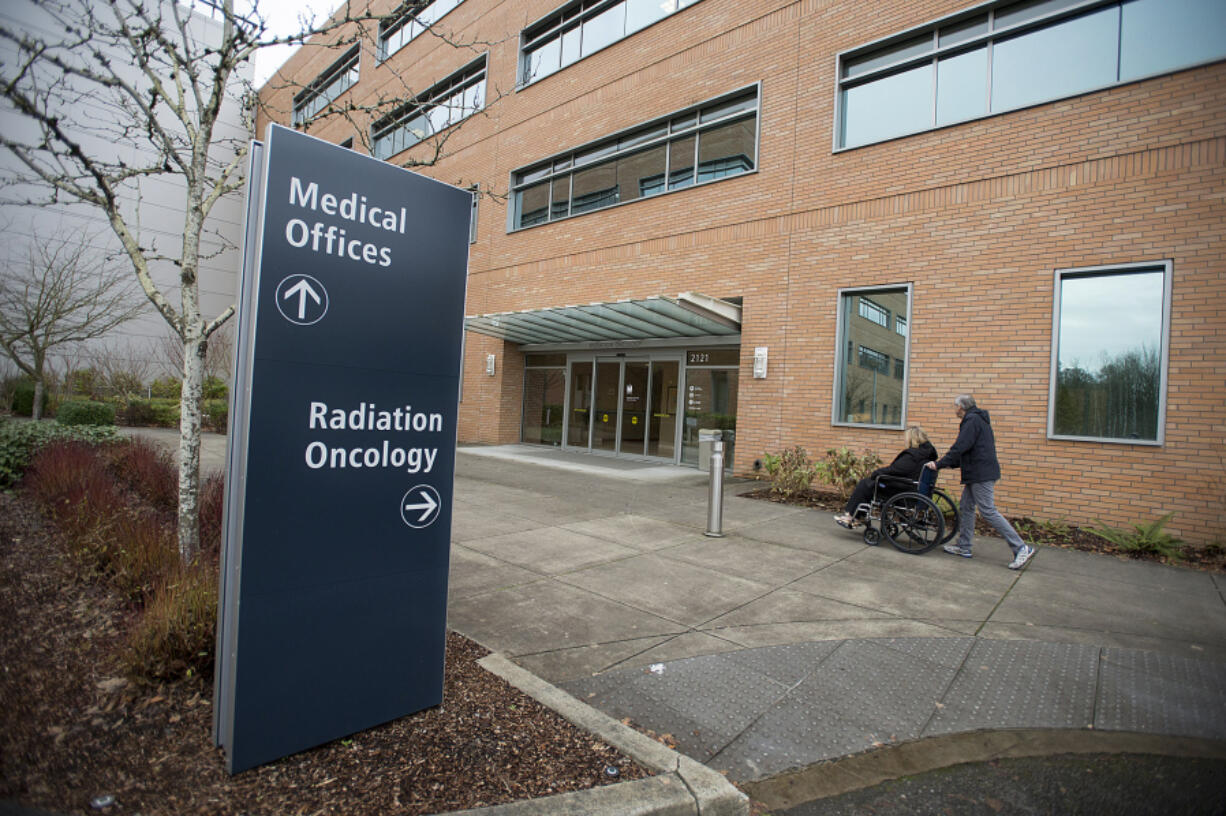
[214,124,471,773]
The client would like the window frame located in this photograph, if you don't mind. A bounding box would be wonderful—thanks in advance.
[507,83,761,232]
[370,55,487,161]
[832,0,1226,152]
[832,283,913,429]
[1046,259,1172,446]
[379,0,467,63]
[292,45,360,126]
[518,0,705,88]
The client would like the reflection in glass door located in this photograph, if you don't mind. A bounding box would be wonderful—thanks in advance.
[592,361,621,452]
[620,362,649,456]
[568,361,593,447]
[647,361,679,458]
[563,355,682,461]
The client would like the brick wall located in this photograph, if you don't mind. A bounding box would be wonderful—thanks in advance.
[258,0,1226,543]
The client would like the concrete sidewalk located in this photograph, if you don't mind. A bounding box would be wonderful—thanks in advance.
[445,444,1226,801]
[147,431,1226,810]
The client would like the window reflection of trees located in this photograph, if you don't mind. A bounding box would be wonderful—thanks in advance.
[1055,346,1161,440]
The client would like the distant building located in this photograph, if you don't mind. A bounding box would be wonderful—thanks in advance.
[0,0,251,383]
[259,0,1226,543]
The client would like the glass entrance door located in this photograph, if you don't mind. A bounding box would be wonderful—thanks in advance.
[567,360,593,447]
[592,360,621,452]
[565,355,681,460]
[647,360,679,458]
[619,361,649,455]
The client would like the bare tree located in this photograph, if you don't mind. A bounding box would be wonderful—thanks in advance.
[0,229,146,419]
[0,0,499,563]
[157,319,233,384]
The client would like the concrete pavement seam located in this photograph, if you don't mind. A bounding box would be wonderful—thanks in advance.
[477,653,749,816]
[704,638,851,769]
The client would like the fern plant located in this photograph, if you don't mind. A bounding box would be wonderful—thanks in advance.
[1088,513,1184,560]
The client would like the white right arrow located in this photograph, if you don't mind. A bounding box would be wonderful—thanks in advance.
[283,278,321,320]
[404,490,438,522]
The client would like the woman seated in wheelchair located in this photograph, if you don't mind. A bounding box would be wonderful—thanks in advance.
[833,426,936,529]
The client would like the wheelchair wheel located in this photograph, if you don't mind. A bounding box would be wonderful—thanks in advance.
[862,526,880,546]
[930,488,960,545]
[881,493,945,555]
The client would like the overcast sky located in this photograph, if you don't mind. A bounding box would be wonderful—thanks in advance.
[237,0,338,86]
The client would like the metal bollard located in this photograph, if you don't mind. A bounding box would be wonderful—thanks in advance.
[705,440,725,538]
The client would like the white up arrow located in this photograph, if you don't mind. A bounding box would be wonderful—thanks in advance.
[283,278,321,320]
[403,490,439,523]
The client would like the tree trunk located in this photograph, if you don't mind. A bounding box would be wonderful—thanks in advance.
[31,377,45,421]
[177,332,206,565]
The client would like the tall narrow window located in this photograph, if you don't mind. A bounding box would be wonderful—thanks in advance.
[835,286,911,427]
[1049,262,1170,443]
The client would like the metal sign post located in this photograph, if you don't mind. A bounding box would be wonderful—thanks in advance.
[214,124,471,773]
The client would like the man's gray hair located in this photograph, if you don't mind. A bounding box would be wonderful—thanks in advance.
[955,394,977,410]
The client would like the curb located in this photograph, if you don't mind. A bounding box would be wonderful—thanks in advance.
[741,729,1226,812]
[453,654,749,816]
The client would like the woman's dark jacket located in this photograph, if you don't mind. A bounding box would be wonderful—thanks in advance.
[871,441,937,482]
[934,407,1002,484]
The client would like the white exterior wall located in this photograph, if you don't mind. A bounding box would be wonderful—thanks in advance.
[0,0,252,383]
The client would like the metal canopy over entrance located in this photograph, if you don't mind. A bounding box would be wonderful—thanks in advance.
[464,292,740,347]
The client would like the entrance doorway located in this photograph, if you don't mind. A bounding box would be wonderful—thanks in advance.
[566,355,681,460]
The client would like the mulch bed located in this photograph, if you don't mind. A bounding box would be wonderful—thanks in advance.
[0,490,650,816]
[739,486,1226,572]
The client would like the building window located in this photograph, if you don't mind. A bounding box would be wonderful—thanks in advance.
[858,297,890,327]
[835,285,911,427]
[895,315,908,336]
[511,86,757,230]
[521,0,704,85]
[372,57,486,161]
[836,0,1226,149]
[858,345,890,374]
[292,45,360,126]
[1048,261,1170,444]
[339,137,354,149]
[379,0,466,61]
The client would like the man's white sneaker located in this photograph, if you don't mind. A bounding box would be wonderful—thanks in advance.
[1008,544,1035,570]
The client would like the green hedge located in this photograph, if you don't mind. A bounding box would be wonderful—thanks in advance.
[203,376,228,400]
[203,399,228,433]
[0,418,118,487]
[149,378,181,399]
[10,381,49,417]
[124,398,180,428]
[57,400,117,427]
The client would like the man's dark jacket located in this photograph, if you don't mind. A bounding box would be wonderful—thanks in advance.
[934,408,1002,484]
[872,441,937,481]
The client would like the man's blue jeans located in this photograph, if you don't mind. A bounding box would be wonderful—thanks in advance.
[958,481,1025,554]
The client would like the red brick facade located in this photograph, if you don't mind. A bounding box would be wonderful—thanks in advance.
[259,0,1226,543]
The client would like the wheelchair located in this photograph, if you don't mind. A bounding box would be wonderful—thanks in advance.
[855,467,960,555]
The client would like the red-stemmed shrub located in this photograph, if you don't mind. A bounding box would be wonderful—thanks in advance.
[25,437,219,682]
[197,471,225,563]
[125,563,217,681]
[108,436,177,514]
